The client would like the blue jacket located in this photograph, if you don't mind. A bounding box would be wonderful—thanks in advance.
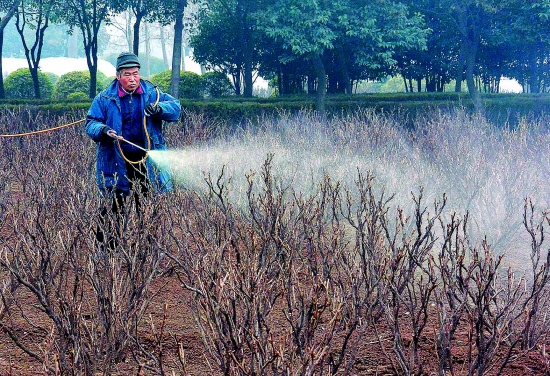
[86,79,181,194]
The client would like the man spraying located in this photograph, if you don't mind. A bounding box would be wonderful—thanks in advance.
[85,52,181,245]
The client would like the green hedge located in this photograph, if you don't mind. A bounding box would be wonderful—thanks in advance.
[5,68,54,100]
[202,71,234,98]
[150,70,203,99]
[54,71,107,100]
[0,92,548,130]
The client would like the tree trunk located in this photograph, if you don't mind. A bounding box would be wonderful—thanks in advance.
[327,72,338,94]
[277,66,282,96]
[233,68,241,95]
[132,11,144,55]
[243,57,253,97]
[307,73,315,94]
[15,3,49,100]
[170,0,187,98]
[159,25,169,70]
[30,68,40,99]
[144,23,151,78]
[0,0,18,99]
[0,32,4,98]
[528,49,541,94]
[181,42,186,71]
[126,12,133,51]
[455,41,466,92]
[241,11,253,97]
[311,52,326,114]
[87,45,98,98]
[335,45,351,94]
[67,30,78,58]
[282,65,290,94]
[465,41,482,112]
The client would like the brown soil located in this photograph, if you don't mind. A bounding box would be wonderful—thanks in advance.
[0,271,548,376]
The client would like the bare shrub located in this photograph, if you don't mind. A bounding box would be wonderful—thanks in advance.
[87,189,171,374]
[430,200,550,376]
[432,212,473,375]
[168,157,369,375]
[376,190,443,376]
[0,126,99,374]
[0,112,170,375]
[167,162,285,375]
[2,108,550,375]
[520,199,550,351]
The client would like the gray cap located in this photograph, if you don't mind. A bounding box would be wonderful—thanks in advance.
[116,52,140,71]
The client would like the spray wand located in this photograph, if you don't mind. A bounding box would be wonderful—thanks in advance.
[107,130,149,153]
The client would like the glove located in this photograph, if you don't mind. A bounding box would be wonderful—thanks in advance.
[101,126,117,141]
[144,103,162,117]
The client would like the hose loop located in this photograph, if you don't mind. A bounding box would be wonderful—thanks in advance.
[116,86,160,165]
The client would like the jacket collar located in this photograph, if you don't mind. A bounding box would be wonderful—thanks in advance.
[118,82,144,97]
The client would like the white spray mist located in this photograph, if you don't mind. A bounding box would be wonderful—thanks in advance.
[149,110,550,263]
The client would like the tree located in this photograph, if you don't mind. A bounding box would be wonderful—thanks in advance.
[0,0,21,98]
[449,1,486,109]
[109,0,166,56]
[14,0,58,99]
[170,0,187,98]
[394,0,460,93]
[190,0,262,97]
[259,0,428,112]
[256,44,311,95]
[60,0,110,98]
[415,0,518,110]
[107,10,133,52]
[501,0,550,93]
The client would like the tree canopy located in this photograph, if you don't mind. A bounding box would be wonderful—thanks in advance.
[0,0,548,109]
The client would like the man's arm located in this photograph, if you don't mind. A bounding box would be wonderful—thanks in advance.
[85,97,112,142]
[153,92,181,122]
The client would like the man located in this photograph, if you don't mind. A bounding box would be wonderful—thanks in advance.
[86,52,181,196]
[86,52,181,245]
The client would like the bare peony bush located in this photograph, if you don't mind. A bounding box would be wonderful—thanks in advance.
[0,108,549,375]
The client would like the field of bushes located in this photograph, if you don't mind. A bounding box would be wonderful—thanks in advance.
[1,99,550,375]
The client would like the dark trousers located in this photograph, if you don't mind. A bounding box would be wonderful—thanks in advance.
[96,151,149,247]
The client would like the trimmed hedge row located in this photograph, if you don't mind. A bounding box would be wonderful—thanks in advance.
[2,68,236,101]
[0,92,548,131]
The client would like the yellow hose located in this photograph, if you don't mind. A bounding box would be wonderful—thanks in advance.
[0,87,161,166]
[117,86,160,165]
[0,118,85,138]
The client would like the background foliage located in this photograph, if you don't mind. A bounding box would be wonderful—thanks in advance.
[4,68,54,100]
[53,70,107,100]
[150,69,203,98]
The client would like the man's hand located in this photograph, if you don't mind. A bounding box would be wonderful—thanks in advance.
[101,126,117,140]
[144,103,163,117]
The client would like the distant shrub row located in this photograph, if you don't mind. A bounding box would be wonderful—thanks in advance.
[3,68,235,101]
[5,92,548,131]
[3,68,111,101]
[149,70,234,99]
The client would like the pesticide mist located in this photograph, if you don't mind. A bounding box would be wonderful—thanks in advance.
[150,109,550,262]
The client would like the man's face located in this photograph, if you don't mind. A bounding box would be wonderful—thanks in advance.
[117,67,140,92]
